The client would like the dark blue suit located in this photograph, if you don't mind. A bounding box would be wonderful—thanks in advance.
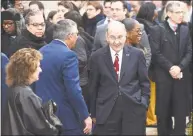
[1,53,9,111]
[35,40,89,135]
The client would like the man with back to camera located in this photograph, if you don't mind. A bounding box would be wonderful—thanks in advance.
[35,19,92,135]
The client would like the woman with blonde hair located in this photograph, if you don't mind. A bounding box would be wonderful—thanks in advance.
[2,48,59,135]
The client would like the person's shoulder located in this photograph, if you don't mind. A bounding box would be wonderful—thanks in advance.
[96,23,108,32]
[91,46,106,58]
[127,45,144,55]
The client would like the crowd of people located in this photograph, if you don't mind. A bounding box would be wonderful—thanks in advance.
[1,0,192,135]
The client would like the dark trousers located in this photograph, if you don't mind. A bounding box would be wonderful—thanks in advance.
[156,80,188,135]
[81,84,90,112]
[93,94,146,135]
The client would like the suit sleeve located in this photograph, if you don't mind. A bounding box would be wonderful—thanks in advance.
[62,53,89,121]
[149,26,173,71]
[137,51,150,108]
[88,54,100,118]
[178,28,192,71]
[17,92,58,135]
[139,30,152,69]
[92,26,102,53]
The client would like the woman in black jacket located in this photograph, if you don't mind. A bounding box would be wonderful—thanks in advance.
[82,1,105,37]
[2,48,59,135]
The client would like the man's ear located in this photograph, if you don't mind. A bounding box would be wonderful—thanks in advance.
[96,9,101,15]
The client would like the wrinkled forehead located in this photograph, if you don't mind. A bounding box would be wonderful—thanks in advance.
[107,26,126,36]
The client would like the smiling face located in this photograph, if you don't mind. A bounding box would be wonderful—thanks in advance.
[106,21,126,52]
[126,23,142,45]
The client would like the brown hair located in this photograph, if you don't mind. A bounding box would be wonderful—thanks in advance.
[87,1,103,13]
[58,1,74,10]
[6,48,42,87]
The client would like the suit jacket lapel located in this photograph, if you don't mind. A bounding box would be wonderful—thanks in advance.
[103,46,117,81]
[119,46,130,82]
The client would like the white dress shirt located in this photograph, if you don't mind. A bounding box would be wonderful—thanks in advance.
[110,47,123,80]
[167,19,178,32]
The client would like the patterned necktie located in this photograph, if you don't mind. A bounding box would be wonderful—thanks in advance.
[113,53,119,80]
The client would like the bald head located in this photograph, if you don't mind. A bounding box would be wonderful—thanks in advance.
[107,20,126,35]
[106,21,127,53]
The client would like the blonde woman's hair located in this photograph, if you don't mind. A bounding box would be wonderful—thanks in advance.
[6,48,42,87]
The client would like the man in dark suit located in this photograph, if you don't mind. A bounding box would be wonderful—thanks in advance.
[93,1,152,68]
[35,19,92,135]
[89,20,150,135]
[149,1,192,135]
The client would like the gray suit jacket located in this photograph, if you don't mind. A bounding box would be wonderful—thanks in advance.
[92,23,152,68]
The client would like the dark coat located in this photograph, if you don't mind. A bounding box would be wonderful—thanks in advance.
[89,45,150,124]
[83,13,105,37]
[136,18,159,79]
[2,86,58,135]
[1,32,17,57]
[72,28,94,86]
[35,40,89,133]
[149,20,192,116]
[8,29,46,57]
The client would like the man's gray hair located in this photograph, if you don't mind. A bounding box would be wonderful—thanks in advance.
[53,19,77,40]
[166,1,182,13]
[25,10,43,25]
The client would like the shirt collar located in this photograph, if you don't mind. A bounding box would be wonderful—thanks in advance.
[167,19,178,31]
[110,47,123,56]
[54,39,69,49]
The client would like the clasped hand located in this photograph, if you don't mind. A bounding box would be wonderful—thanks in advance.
[169,65,181,79]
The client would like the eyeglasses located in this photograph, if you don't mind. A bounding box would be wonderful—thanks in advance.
[171,11,185,15]
[3,22,14,27]
[29,23,45,28]
[130,28,143,34]
[108,35,125,41]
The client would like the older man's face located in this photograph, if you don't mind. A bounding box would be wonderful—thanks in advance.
[106,23,126,52]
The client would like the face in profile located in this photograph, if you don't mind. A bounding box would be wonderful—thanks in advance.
[30,61,42,83]
[126,23,142,45]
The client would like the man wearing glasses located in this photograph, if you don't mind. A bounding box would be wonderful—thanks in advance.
[149,1,192,135]
[8,10,46,57]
